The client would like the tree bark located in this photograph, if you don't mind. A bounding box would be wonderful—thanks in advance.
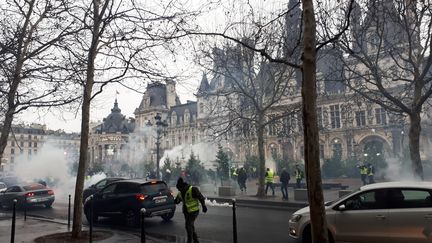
[256,116,266,197]
[0,0,35,167]
[408,112,423,180]
[71,0,100,237]
[301,0,328,242]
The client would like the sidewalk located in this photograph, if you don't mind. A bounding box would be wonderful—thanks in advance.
[0,214,157,243]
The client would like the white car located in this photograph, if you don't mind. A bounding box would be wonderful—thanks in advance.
[0,182,6,192]
[289,181,432,243]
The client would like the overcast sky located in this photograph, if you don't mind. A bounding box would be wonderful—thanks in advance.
[13,0,289,133]
[15,0,346,133]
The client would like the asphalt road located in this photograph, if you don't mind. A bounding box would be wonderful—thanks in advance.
[1,202,300,243]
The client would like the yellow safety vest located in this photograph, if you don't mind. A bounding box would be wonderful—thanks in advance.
[295,169,303,180]
[368,167,374,176]
[176,186,199,213]
[265,170,274,183]
[360,167,368,175]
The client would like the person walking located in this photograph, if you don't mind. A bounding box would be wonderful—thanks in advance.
[237,167,247,193]
[265,168,275,196]
[280,168,290,200]
[357,164,368,185]
[367,163,375,184]
[294,164,304,188]
[175,177,208,243]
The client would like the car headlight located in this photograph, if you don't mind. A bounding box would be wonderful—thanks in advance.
[290,214,302,222]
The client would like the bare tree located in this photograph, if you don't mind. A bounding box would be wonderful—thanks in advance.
[63,0,201,237]
[185,1,355,242]
[0,0,81,167]
[199,41,301,197]
[335,0,432,179]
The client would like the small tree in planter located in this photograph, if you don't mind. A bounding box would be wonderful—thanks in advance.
[185,151,205,185]
[215,144,230,185]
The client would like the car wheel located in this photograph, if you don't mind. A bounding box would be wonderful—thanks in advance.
[84,208,98,224]
[328,230,334,243]
[124,210,139,227]
[161,211,174,221]
[302,225,312,243]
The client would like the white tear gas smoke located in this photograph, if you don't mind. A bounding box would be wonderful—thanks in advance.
[160,142,218,169]
[264,156,277,173]
[84,172,107,188]
[378,156,420,182]
[13,143,76,202]
[205,199,232,207]
[12,142,109,202]
[104,126,156,178]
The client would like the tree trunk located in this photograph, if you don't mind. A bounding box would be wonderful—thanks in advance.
[301,0,328,242]
[0,107,16,167]
[256,118,266,197]
[408,112,423,180]
[71,0,100,236]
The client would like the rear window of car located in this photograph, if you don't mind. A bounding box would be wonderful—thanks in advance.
[141,182,168,194]
[23,184,46,191]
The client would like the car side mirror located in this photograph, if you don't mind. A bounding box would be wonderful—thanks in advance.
[338,204,346,211]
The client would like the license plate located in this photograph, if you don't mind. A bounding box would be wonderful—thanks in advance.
[154,198,166,204]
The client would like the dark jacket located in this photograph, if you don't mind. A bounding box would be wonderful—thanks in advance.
[237,169,247,183]
[280,170,290,184]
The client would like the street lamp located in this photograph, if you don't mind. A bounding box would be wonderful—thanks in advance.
[147,113,168,179]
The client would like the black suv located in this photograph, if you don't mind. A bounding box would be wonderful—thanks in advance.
[83,177,125,202]
[84,179,176,226]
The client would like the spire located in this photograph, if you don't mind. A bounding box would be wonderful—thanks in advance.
[363,0,405,52]
[196,73,210,97]
[284,0,302,60]
[111,99,121,113]
[350,0,362,52]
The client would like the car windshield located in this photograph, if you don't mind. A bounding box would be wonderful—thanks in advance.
[141,182,167,195]
[23,184,46,191]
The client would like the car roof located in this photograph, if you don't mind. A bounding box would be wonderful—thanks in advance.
[360,181,432,191]
[114,178,166,185]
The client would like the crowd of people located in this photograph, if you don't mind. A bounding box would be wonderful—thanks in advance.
[357,163,375,185]
[230,164,305,200]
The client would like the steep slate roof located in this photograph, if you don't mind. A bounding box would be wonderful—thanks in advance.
[167,101,197,125]
[96,99,135,134]
[196,73,210,96]
[135,82,168,113]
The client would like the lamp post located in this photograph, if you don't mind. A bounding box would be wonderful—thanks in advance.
[147,113,168,180]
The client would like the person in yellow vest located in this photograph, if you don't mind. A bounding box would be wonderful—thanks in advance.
[175,177,207,243]
[294,164,304,188]
[357,164,368,185]
[265,168,275,196]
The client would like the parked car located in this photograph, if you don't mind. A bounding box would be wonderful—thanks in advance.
[0,182,7,193]
[289,181,432,243]
[0,182,55,209]
[84,179,176,226]
[83,177,125,202]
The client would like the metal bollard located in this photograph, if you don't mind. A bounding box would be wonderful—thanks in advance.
[24,201,27,221]
[89,195,93,243]
[68,194,71,229]
[140,208,146,243]
[11,199,17,243]
[232,199,237,243]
